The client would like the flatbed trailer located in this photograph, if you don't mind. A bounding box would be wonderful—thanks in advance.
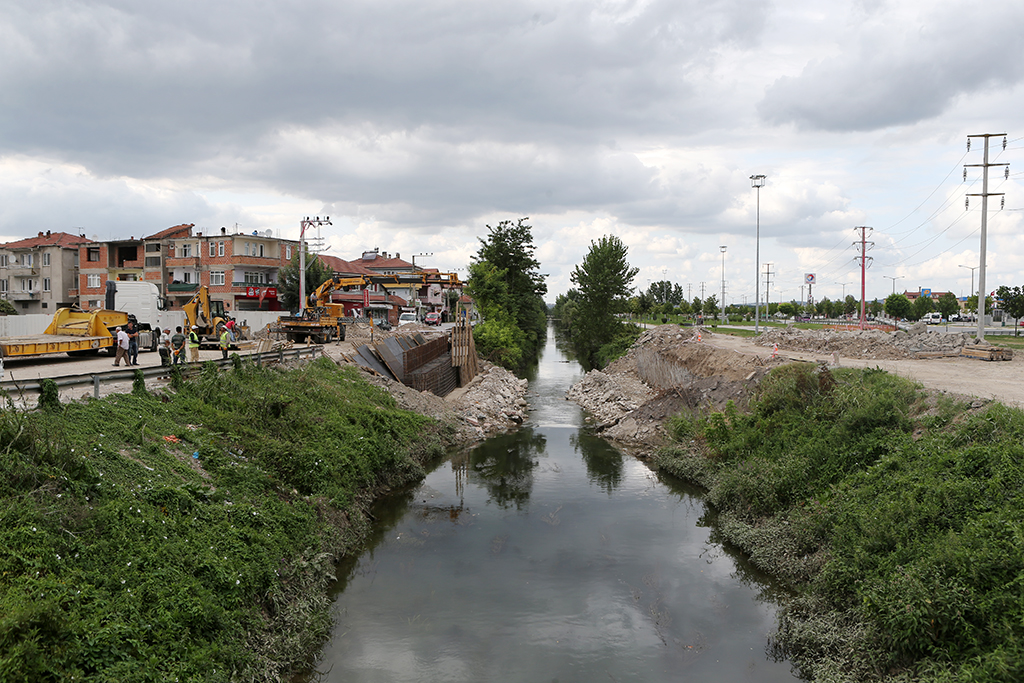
[0,334,112,359]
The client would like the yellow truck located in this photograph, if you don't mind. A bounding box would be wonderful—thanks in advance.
[0,307,133,358]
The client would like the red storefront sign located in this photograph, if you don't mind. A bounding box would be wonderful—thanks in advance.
[362,288,370,308]
[245,286,278,299]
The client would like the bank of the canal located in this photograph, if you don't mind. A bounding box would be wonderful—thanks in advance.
[310,325,799,682]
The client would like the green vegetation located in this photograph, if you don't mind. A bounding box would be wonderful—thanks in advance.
[997,285,1024,334]
[0,358,451,681]
[657,364,1024,681]
[0,299,16,316]
[555,235,641,370]
[467,218,547,371]
[884,292,911,321]
[278,250,333,312]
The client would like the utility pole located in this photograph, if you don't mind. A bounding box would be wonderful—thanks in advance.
[763,263,774,318]
[965,133,1009,340]
[853,226,874,329]
[751,175,766,333]
[720,246,727,323]
[298,216,331,315]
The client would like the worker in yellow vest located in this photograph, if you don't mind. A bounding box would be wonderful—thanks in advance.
[188,325,201,363]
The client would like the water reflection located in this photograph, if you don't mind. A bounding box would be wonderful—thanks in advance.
[453,428,546,510]
[571,430,624,494]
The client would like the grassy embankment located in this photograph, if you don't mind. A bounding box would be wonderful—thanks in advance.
[0,357,452,682]
[657,364,1024,682]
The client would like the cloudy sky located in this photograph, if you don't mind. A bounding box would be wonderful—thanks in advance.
[2,0,1022,305]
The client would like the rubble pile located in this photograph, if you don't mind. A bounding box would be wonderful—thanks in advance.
[448,362,530,439]
[754,324,971,360]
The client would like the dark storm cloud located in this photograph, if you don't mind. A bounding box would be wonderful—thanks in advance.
[758,3,1024,131]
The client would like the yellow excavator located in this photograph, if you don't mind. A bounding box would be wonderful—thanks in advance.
[183,285,247,348]
[274,272,462,344]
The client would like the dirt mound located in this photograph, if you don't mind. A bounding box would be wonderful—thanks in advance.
[567,325,775,449]
[753,324,971,360]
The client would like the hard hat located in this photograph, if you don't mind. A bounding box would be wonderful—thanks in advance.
[191,325,199,329]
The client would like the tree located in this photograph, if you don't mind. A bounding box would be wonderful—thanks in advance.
[884,293,911,321]
[279,250,333,312]
[778,302,796,318]
[996,286,1024,336]
[936,292,960,321]
[0,299,16,316]
[569,235,639,368]
[676,298,692,317]
[869,299,884,318]
[691,297,703,318]
[966,293,994,316]
[816,297,831,318]
[468,219,547,369]
[910,294,934,321]
[843,295,857,316]
[703,295,719,321]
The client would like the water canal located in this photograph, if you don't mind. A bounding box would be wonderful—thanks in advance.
[313,325,799,682]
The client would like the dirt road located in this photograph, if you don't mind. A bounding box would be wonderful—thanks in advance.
[704,331,1024,408]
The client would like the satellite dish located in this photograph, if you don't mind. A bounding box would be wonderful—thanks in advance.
[264,229,273,237]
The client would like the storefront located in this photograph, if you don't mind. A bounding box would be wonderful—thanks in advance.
[234,285,282,311]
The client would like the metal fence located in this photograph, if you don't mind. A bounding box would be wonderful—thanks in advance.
[0,345,323,401]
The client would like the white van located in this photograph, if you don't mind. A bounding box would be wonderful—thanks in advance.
[923,312,943,324]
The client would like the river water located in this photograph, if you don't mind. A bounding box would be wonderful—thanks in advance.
[314,325,798,682]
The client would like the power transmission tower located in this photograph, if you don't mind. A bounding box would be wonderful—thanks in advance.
[965,133,1009,339]
[853,226,873,328]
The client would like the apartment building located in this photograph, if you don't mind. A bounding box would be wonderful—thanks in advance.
[0,231,92,314]
[78,224,299,313]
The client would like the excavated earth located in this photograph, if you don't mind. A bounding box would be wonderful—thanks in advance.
[567,323,1024,454]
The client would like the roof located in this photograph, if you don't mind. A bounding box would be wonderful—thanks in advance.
[353,254,414,271]
[330,291,407,307]
[2,231,93,250]
[319,254,376,276]
[144,223,195,240]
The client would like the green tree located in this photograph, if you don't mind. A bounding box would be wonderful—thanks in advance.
[648,280,673,305]
[815,297,831,318]
[0,299,16,316]
[703,295,719,321]
[469,218,548,369]
[279,251,333,312]
[996,285,1024,336]
[778,302,796,318]
[910,294,934,321]
[843,294,857,316]
[691,297,703,319]
[884,293,911,321]
[966,293,994,316]
[676,298,692,316]
[569,235,639,368]
[869,299,884,318]
[936,292,960,321]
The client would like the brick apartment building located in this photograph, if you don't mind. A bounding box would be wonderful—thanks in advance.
[78,224,299,314]
[0,231,93,314]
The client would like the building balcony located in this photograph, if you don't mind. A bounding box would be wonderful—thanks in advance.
[66,288,79,298]
[165,257,201,268]
[5,265,38,275]
[167,283,199,292]
[117,260,143,269]
[8,290,39,301]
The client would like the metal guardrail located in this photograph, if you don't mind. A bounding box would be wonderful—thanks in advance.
[0,345,323,400]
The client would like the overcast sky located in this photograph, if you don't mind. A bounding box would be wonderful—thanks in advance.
[2,0,1022,305]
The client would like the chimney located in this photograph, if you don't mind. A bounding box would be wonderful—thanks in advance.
[46,230,51,237]
[221,227,227,235]
[38,231,43,237]
[395,252,400,259]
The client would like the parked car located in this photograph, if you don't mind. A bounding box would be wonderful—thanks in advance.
[424,312,441,326]
[398,312,417,326]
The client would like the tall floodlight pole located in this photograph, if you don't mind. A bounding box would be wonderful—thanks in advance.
[959,264,978,301]
[965,133,1008,340]
[883,275,903,295]
[750,174,766,332]
[720,245,727,323]
[298,215,331,315]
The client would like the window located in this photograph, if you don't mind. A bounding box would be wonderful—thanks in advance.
[209,242,216,257]
[286,245,292,260]
[43,278,50,292]
[258,243,265,257]
[22,279,34,291]
[0,279,6,292]
[24,254,33,267]
[244,271,265,284]
[87,247,100,262]
[0,255,7,267]
[87,274,101,289]
[218,241,225,257]
[244,242,250,256]
[180,243,192,258]
[145,243,162,252]
[183,271,192,284]
[42,253,51,266]
[210,271,225,286]
[145,256,161,267]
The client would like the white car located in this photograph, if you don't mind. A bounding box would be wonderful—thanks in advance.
[398,312,417,326]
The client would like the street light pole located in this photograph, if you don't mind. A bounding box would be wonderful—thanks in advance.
[959,264,978,300]
[720,246,727,324]
[750,175,766,333]
[883,275,903,295]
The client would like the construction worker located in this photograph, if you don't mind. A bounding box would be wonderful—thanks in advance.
[219,324,230,360]
[188,325,201,363]
[170,326,186,365]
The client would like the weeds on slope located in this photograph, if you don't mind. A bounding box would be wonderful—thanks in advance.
[657,363,1024,682]
[0,357,448,682]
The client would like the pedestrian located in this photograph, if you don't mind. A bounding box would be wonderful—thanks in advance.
[158,337,172,366]
[219,324,230,360]
[188,325,201,363]
[225,318,237,343]
[125,319,140,366]
[170,326,186,365]
[113,326,129,366]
